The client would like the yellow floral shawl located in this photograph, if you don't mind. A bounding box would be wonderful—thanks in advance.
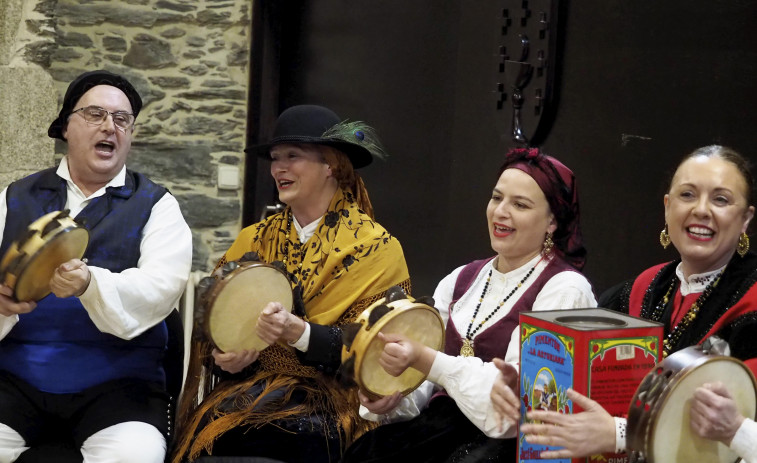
[222,188,408,324]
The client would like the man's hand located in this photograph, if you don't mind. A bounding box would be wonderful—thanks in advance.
[50,258,90,298]
[0,284,36,316]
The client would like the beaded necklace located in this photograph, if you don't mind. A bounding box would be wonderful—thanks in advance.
[460,259,539,357]
[650,269,724,357]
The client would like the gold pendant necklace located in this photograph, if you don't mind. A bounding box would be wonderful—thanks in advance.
[460,338,475,357]
[460,263,538,359]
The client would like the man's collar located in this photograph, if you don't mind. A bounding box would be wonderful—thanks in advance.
[56,155,127,196]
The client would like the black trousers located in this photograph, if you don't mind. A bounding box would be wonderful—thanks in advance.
[0,372,169,446]
[340,397,517,463]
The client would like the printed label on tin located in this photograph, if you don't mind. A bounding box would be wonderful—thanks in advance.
[519,323,574,463]
[585,337,658,463]
[588,337,659,417]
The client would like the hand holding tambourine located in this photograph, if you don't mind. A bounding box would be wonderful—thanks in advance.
[0,210,89,304]
[626,345,757,463]
[0,285,36,317]
[375,331,428,377]
[358,389,404,415]
[49,258,91,298]
[210,299,302,374]
[340,286,444,400]
[194,252,294,353]
[257,301,306,346]
[212,348,260,374]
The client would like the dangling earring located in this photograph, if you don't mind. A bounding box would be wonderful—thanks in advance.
[542,232,554,256]
[659,225,671,249]
[737,232,750,257]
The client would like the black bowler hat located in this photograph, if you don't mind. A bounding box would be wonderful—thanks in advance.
[48,70,143,141]
[248,105,386,169]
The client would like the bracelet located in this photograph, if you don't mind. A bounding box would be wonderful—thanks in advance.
[614,417,627,453]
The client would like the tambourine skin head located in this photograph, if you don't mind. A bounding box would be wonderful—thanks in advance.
[0,211,89,302]
[342,296,445,401]
[202,262,294,353]
[627,346,757,463]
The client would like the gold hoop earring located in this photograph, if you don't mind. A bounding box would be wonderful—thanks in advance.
[660,225,671,249]
[542,232,554,256]
[737,232,750,257]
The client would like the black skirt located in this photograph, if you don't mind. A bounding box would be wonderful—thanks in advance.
[340,396,517,463]
[196,383,342,463]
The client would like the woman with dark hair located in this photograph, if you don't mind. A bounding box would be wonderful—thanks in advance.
[341,147,596,463]
[508,145,756,462]
[171,105,410,463]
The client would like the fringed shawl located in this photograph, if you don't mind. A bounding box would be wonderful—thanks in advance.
[172,189,410,462]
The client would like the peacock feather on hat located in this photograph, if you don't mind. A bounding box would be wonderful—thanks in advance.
[323,120,388,162]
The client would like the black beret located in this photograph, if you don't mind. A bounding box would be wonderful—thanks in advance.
[48,70,142,141]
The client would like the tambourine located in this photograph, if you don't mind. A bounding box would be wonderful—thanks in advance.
[627,344,757,463]
[341,286,445,400]
[0,210,89,302]
[194,253,293,353]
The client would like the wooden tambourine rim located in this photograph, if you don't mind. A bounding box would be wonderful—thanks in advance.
[343,298,445,400]
[627,347,757,463]
[0,212,89,302]
[199,262,293,353]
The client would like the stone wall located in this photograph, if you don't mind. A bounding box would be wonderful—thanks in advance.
[0,0,251,271]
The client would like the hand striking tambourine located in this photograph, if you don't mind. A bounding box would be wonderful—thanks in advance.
[340,286,445,400]
[194,252,293,353]
[0,210,89,302]
[627,344,757,463]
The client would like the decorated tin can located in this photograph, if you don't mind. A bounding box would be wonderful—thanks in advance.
[518,308,663,463]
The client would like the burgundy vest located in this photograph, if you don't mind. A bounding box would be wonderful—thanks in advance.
[444,256,577,362]
[430,256,577,402]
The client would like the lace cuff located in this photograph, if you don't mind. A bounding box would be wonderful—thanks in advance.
[614,417,627,453]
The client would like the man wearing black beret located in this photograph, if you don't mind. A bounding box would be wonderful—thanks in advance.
[0,70,192,462]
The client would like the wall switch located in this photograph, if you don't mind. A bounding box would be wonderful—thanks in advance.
[217,165,239,190]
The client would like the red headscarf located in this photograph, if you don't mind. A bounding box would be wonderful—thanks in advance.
[499,147,586,270]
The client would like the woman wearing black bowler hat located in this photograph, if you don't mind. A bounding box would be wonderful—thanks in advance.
[172,105,410,463]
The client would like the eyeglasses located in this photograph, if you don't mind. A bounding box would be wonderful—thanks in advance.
[71,106,135,132]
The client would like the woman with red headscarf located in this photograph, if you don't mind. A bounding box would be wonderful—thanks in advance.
[341,148,596,463]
